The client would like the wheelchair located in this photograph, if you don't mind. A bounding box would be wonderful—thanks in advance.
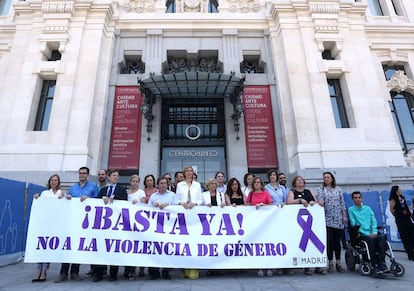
[344,225,405,277]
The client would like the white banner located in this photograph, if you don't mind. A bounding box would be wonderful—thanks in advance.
[25,198,327,268]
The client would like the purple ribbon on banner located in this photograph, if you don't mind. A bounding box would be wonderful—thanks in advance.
[297,208,325,253]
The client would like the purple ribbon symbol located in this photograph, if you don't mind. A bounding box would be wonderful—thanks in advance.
[297,208,325,253]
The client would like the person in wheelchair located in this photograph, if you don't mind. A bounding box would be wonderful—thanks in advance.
[348,191,386,275]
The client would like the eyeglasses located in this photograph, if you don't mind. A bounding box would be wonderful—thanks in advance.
[254,181,261,184]
[165,177,172,180]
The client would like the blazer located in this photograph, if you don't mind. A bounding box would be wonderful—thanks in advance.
[98,184,128,201]
[201,190,226,206]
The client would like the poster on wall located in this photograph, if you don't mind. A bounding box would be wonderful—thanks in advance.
[243,86,278,169]
[108,86,143,170]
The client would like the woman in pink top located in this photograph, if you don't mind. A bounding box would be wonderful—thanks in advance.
[246,177,273,207]
[143,174,157,203]
[246,176,273,277]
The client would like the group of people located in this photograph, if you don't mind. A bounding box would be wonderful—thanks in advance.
[31,166,414,283]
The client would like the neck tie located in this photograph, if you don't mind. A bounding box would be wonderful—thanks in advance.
[107,185,114,197]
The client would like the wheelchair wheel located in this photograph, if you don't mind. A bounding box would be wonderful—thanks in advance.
[359,262,371,276]
[390,262,405,277]
[345,249,356,271]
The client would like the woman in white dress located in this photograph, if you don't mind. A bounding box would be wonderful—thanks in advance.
[124,175,146,280]
[32,174,64,282]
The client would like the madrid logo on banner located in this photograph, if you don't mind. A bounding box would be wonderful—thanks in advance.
[25,198,327,269]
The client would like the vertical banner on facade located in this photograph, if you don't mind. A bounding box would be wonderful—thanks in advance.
[108,86,143,170]
[243,86,278,169]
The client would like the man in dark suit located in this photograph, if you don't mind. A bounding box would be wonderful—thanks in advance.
[92,169,127,282]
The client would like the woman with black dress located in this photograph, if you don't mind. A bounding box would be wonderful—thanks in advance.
[389,185,414,260]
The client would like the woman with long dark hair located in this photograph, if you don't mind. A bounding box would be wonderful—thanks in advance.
[225,177,245,206]
[389,185,414,260]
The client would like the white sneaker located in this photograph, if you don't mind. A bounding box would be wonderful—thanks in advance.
[257,270,264,277]
[266,270,273,277]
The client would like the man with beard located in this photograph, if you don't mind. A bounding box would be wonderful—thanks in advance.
[171,171,184,193]
[97,169,109,190]
[85,168,109,278]
[278,172,290,197]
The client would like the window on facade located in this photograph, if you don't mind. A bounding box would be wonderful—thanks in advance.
[161,98,225,145]
[120,54,145,74]
[34,80,56,131]
[383,64,405,81]
[0,0,12,15]
[209,0,219,13]
[367,0,384,15]
[48,50,61,61]
[165,0,218,13]
[240,54,265,74]
[384,65,414,152]
[166,0,176,13]
[327,79,350,128]
[389,92,414,153]
[322,49,335,60]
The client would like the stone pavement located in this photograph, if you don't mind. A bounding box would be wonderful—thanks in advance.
[0,251,413,291]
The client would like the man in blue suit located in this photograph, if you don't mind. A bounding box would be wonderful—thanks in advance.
[93,169,127,282]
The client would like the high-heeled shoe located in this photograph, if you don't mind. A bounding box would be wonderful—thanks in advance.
[38,269,47,282]
[32,270,41,282]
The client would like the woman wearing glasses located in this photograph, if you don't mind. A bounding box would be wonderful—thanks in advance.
[287,176,321,275]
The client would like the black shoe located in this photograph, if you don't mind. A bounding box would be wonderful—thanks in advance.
[150,273,161,280]
[128,271,135,280]
[373,265,383,275]
[162,271,171,280]
[92,275,102,282]
[70,273,82,281]
[86,269,94,278]
[108,276,117,281]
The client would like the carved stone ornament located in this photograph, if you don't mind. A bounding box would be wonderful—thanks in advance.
[309,3,340,14]
[120,0,155,13]
[229,0,260,13]
[176,0,208,12]
[42,2,74,14]
[185,0,200,9]
[386,70,414,94]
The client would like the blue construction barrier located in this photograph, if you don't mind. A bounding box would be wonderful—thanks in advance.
[0,178,45,266]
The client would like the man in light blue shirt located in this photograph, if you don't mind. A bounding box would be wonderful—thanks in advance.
[348,191,386,274]
[147,177,177,280]
[55,166,98,283]
[67,166,99,199]
[148,177,178,210]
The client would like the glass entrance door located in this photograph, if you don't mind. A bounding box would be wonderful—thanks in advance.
[161,147,226,186]
[160,98,227,185]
